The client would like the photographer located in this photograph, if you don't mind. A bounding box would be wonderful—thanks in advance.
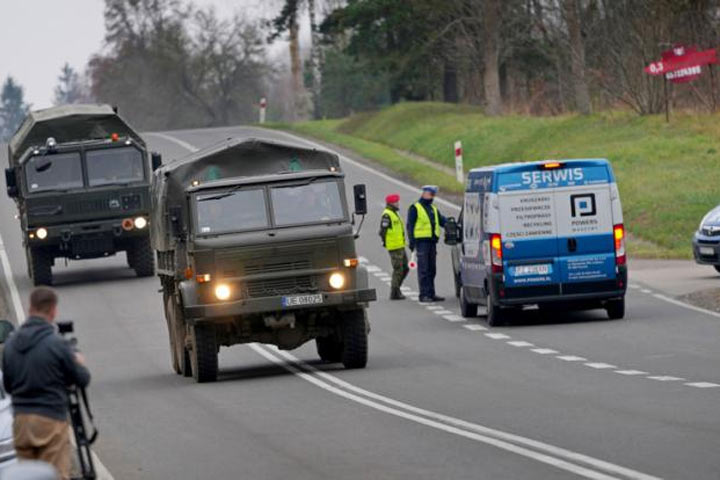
[2,287,90,480]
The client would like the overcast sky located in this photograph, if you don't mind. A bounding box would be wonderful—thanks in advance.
[0,0,289,109]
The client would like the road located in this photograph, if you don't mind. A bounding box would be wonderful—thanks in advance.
[1,126,720,479]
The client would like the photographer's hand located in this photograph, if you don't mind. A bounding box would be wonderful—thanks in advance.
[74,352,86,366]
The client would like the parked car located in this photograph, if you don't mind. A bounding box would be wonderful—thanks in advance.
[692,205,720,273]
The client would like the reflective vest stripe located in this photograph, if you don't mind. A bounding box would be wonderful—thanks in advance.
[413,203,440,239]
[383,208,406,250]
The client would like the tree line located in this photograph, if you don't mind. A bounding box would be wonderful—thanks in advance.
[3,0,720,140]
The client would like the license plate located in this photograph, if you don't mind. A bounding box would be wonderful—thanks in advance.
[513,264,551,276]
[699,246,715,256]
[281,294,324,307]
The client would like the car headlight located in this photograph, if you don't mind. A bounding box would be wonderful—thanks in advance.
[134,217,147,229]
[36,228,48,240]
[214,283,231,301]
[329,272,345,290]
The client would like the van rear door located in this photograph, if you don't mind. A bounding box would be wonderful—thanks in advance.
[553,164,617,291]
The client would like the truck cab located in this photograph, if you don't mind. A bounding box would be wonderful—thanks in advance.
[451,159,627,326]
[153,136,376,383]
[5,105,159,285]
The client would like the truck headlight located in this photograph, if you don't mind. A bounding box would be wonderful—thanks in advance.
[214,283,231,301]
[134,217,147,229]
[36,228,48,240]
[329,272,345,290]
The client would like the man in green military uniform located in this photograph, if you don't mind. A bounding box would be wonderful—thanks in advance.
[379,194,409,300]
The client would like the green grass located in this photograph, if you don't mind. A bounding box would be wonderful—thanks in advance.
[271,102,720,258]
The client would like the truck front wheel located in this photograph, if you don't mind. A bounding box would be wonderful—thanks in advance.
[130,237,155,277]
[191,323,218,383]
[30,247,52,286]
[316,335,342,363]
[341,309,368,369]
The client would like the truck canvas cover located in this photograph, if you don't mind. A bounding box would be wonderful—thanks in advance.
[151,136,341,251]
[8,104,145,166]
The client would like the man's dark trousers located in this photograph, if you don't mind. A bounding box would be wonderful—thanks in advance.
[416,240,437,299]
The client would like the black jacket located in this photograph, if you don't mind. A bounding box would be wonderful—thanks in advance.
[2,317,91,421]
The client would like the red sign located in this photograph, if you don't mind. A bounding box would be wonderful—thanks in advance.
[645,45,718,83]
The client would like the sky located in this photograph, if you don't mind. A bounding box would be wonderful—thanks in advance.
[0,0,291,109]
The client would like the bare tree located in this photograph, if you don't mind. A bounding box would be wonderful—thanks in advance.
[562,0,591,114]
[483,0,502,115]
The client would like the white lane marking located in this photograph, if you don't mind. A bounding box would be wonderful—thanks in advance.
[647,376,684,382]
[425,305,444,311]
[400,286,413,293]
[557,356,587,362]
[408,296,419,301]
[443,314,465,322]
[372,271,387,277]
[652,292,720,319]
[615,370,648,376]
[685,382,720,388]
[0,237,114,479]
[146,132,200,152]
[358,256,369,264]
[365,265,382,273]
[507,341,534,348]
[628,284,640,289]
[432,310,454,315]
[254,344,661,480]
[531,348,558,355]
[584,363,617,370]
[485,333,511,340]
[640,289,652,294]
[463,324,487,331]
[0,233,24,323]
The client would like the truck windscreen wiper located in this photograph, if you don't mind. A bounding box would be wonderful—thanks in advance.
[197,185,243,202]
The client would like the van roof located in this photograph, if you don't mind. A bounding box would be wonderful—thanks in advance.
[469,158,610,175]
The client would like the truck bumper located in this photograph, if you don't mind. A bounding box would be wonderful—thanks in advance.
[185,288,377,320]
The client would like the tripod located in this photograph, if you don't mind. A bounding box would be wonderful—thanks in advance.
[68,386,97,480]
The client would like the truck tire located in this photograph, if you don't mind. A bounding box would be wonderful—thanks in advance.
[486,294,505,327]
[131,237,155,277]
[341,309,368,369]
[190,323,218,383]
[30,247,52,286]
[316,335,342,363]
[460,287,477,318]
[606,298,625,320]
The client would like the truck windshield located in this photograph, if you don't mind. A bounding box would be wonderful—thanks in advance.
[26,152,83,192]
[271,180,345,226]
[86,147,145,187]
[196,188,268,234]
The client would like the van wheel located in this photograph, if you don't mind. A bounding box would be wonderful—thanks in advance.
[30,247,52,286]
[714,265,720,274]
[460,287,477,318]
[191,324,218,383]
[606,298,625,320]
[486,294,505,327]
[342,309,368,369]
[316,335,342,363]
[131,237,155,277]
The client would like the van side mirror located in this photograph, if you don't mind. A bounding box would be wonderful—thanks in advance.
[5,168,18,198]
[0,319,15,344]
[151,152,163,171]
[444,217,459,246]
[353,184,367,216]
[169,205,185,238]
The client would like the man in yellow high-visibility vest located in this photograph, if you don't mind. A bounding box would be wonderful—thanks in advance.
[379,194,409,300]
[407,185,446,303]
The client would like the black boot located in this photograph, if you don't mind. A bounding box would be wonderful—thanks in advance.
[390,287,406,300]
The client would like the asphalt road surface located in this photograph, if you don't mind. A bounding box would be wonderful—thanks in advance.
[1,126,719,480]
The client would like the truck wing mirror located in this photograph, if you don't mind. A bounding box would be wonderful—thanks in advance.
[5,168,18,198]
[151,152,163,171]
[169,206,185,238]
[444,217,459,246]
[353,184,367,216]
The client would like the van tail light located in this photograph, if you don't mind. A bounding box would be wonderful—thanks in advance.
[490,233,503,273]
[614,224,626,265]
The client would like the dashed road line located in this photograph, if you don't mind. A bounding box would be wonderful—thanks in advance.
[647,376,684,382]
[425,305,444,311]
[485,333,511,340]
[685,382,720,388]
[507,341,534,347]
[463,324,487,331]
[531,348,558,355]
[443,314,465,322]
[584,363,617,370]
[557,356,587,362]
[432,310,454,315]
[615,370,648,376]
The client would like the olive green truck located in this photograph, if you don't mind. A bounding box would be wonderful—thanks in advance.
[5,104,161,285]
[152,136,376,382]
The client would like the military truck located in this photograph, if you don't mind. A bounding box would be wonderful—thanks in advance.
[152,136,376,383]
[5,105,160,285]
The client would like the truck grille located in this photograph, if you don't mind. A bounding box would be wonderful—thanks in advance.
[244,259,312,275]
[67,198,111,215]
[246,276,317,297]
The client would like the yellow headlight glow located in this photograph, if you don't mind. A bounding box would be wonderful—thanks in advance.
[36,228,48,240]
[214,284,231,301]
[134,217,147,229]
[329,272,345,290]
